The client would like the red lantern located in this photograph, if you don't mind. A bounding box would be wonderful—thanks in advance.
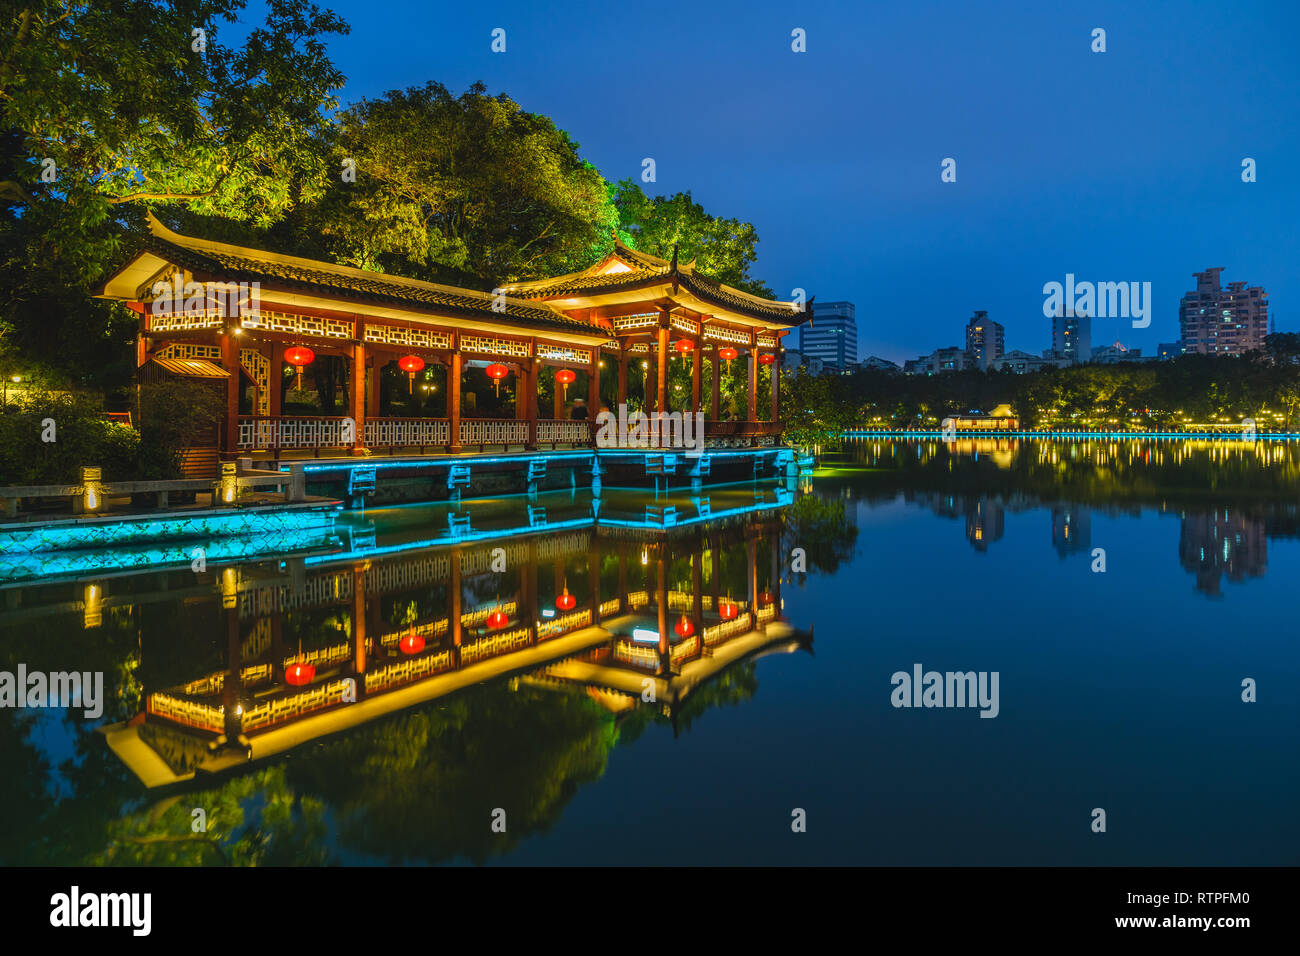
[555,588,577,612]
[674,339,695,363]
[486,363,510,397]
[674,614,695,638]
[718,600,739,622]
[718,347,739,362]
[284,346,315,391]
[555,368,576,401]
[758,590,774,605]
[398,355,425,393]
[399,628,425,655]
[758,353,777,365]
[285,658,315,687]
[486,609,509,630]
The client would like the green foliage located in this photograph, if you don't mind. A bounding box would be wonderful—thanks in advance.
[612,179,773,296]
[781,369,856,449]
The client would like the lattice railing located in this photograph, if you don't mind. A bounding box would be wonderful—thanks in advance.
[599,597,621,616]
[364,650,454,693]
[671,635,700,666]
[459,418,528,446]
[240,310,351,340]
[148,693,225,733]
[149,311,224,333]
[364,418,449,448]
[537,344,592,364]
[756,334,777,348]
[536,420,591,444]
[537,608,592,641]
[240,678,354,732]
[282,641,352,670]
[614,640,658,669]
[461,625,532,665]
[703,324,750,345]
[613,313,658,333]
[238,416,355,450]
[459,335,530,358]
[703,616,750,646]
[671,315,700,336]
[378,618,449,648]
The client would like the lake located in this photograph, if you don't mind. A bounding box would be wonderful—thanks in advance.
[2,438,1297,865]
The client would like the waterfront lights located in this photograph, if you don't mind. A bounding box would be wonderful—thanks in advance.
[81,466,102,513]
[398,355,425,393]
[486,363,509,397]
[555,587,577,611]
[555,368,576,401]
[718,347,739,362]
[674,614,695,638]
[399,628,425,655]
[284,346,315,390]
[486,608,509,630]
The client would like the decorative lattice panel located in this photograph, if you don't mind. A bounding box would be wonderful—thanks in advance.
[461,601,519,628]
[238,417,354,450]
[241,310,351,340]
[614,640,658,668]
[239,570,353,619]
[240,679,354,732]
[537,609,592,641]
[378,618,449,648]
[534,532,591,561]
[627,343,649,354]
[703,324,751,345]
[158,343,221,361]
[757,334,777,348]
[365,650,454,693]
[150,312,224,333]
[280,642,352,670]
[364,418,450,447]
[536,344,592,364]
[459,335,530,358]
[613,313,658,332]
[671,315,700,336]
[537,421,591,444]
[364,324,452,350]
[704,616,750,646]
[461,626,532,665]
[459,419,529,446]
[365,554,451,594]
[599,598,621,616]
[147,693,225,733]
[242,618,272,660]
[671,635,700,666]
[240,348,271,416]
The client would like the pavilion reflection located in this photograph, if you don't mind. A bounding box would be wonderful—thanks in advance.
[107,502,807,788]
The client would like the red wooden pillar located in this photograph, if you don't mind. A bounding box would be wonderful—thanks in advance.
[617,352,628,410]
[450,546,462,668]
[691,340,702,415]
[220,322,240,459]
[656,314,670,417]
[656,551,669,674]
[350,323,366,455]
[588,352,601,442]
[712,349,722,420]
[747,340,758,427]
[552,365,563,419]
[367,355,381,419]
[352,565,367,675]
[770,346,781,424]
[448,349,463,453]
[524,361,538,450]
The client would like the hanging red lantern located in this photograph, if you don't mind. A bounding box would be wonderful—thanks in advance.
[674,614,695,638]
[486,363,510,397]
[718,600,739,621]
[758,590,774,605]
[555,368,576,401]
[284,346,315,391]
[674,339,695,363]
[555,588,577,612]
[398,354,425,393]
[758,353,777,365]
[718,347,739,362]
[486,608,509,630]
[285,640,315,686]
[399,628,425,655]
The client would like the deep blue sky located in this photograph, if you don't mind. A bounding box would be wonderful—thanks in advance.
[248,0,1297,363]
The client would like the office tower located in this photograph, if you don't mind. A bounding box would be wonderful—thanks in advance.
[1179,267,1269,356]
[1051,307,1091,364]
[800,301,857,368]
[964,311,1005,370]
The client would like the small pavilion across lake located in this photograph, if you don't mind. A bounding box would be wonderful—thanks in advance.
[98,215,809,475]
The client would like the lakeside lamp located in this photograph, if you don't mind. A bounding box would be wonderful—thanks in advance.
[398,355,425,393]
[555,368,576,400]
[486,363,510,397]
[399,628,425,655]
[80,466,103,513]
[284,346,315,390]
[674,614,695,638]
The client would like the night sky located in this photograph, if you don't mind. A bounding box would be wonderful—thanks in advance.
[244,0,1298,363]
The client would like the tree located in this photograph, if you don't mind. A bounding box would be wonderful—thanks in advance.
[612,179,773,296]
[291,82,619,287]
[0,0,349,385]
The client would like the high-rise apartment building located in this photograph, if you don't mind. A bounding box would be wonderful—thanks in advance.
[799,301,857,368]
[1179,267,1269,356]
[1051,308,1091,364]
[964,311,1005,370]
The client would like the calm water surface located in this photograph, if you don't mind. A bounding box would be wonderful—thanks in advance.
[3,438,1297,865]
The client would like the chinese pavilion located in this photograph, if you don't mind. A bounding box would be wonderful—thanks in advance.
[97,214,809,472]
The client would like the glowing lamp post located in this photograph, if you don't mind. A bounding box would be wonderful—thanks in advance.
[398,355,425,393]
[284,346,315,391]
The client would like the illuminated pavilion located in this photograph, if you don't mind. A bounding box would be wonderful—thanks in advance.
[97,214,810,475]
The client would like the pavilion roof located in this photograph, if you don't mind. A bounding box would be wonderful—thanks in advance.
[97,214,615,340]
[498,237,809,327]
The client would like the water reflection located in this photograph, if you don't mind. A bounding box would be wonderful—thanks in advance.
[0,483,832,865]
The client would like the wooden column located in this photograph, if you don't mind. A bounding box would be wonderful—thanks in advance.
[656,313,670,416]
[656,551,669,674]
[770,347,781,424]
[269,342,284,419]
[589,535,602,626]
[524,361,538,449]
[712,350,722,420]
[220,322,240,459]
[691,341,702,415]
[617,352,628,410]
[352,566,367,675]
[691,548,703,653]
[552,366,563,419]
[450,546,462,668]
[588,352,601,412]
[747,345,758,425]
[350,327,366,455]
[366,356,381,419]
[448,349,463,453]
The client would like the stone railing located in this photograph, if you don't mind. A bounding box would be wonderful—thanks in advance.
[364,417,450,449]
